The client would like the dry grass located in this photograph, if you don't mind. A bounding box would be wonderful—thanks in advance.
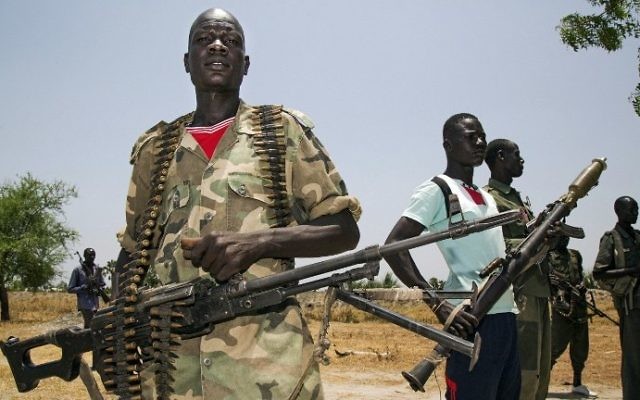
[0,291,622,399]
[302,290,621,390]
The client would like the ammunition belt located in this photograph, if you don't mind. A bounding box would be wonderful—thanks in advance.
[251,105,294,268]
[103,117,186,400]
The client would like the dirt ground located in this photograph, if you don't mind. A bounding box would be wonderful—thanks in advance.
[0,291,624,399]
[311,320,622,400]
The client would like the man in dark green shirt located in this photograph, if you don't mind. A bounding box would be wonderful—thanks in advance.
[484,139,551,400]
[593,196,640,400]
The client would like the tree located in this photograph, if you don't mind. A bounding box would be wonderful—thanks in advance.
[427,277,445,290]
[558,0,640,116]
[349,271,399,289]
[0,174,78,320]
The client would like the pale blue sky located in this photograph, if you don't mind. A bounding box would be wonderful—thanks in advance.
[1,1,638,284]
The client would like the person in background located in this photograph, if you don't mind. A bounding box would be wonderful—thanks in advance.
[68,247,105,328]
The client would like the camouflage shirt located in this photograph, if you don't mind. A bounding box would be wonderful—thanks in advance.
[547,248,588,321]
[122,101,361,399]
[484,178,550,297]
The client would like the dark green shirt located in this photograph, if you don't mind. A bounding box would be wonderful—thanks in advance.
[484,178,550,297]
[594,223,640,309]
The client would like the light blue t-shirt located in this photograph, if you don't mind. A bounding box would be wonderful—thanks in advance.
[402,174,517,315]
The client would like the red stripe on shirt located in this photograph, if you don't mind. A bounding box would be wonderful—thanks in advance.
[186,117,234,159]
[462,185,486,205]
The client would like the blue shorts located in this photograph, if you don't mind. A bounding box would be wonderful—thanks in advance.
[445,312,520,400]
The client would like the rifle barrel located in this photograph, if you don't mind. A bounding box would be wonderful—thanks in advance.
[242,210,523,296]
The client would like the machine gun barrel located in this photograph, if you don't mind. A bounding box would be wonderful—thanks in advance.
[0,210,522,395]
[243,209,524,295]
[403,157,607,392]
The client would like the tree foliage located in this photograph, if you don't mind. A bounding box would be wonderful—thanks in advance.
[349,271,399,289]
[427,277,445,290]
[558,0,640,116]
[0,173,78,320]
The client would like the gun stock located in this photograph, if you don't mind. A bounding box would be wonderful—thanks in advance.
[0,328,93,392]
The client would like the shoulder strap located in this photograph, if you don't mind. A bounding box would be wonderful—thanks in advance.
[609,229,626,268]
[431,176,462,221]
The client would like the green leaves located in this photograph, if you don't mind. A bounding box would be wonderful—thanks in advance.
[559,0,640,116]
[0,173,78,291]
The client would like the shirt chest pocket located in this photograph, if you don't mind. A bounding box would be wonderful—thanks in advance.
[158,182,191,227]
[227,172,277,230]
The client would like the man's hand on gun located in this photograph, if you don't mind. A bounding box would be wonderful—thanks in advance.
[429,298,478,338]
[181,232,260,282]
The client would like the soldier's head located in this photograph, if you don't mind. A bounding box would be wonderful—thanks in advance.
[484,139,524,179]
[184,8,250,94]
[614,196,638,225]
[83,248,96,263]
[442,113,487,168]
[555,235,570,250]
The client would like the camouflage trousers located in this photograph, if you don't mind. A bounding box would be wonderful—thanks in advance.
[515,294,551,400]
[140,303,324,400]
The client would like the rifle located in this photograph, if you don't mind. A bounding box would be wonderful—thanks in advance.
[2,209,522,398]
[402,158,607,392]
[75,251,110,304]
[550,275,619,326]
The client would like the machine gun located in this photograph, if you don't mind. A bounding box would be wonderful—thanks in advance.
[1,208,523,398]
[402,157,607,392]
[75,251,110,304]
[550,274,619,326]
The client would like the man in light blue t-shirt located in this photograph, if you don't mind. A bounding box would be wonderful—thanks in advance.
[384,113,519,400]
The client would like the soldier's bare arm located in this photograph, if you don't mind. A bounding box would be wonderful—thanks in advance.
[384,216,478,338]
[181,208,359,282]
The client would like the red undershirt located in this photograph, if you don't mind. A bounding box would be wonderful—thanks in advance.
[186,117,235,159]
[461,182,485,205]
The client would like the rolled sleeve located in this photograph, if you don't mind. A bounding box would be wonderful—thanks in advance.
[291,128,361,222]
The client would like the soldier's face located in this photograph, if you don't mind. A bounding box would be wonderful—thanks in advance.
[445,118,487,168]
[618,199,639,225]
[184,14,249,93]
[501,143,524,178]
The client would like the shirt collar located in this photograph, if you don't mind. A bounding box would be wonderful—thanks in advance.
[488,178,513,195]
[615,223,638,241]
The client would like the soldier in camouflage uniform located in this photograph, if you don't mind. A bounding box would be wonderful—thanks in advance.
[483,139,552,400]
[548,236,593,397]
[593,196,640,400]
[117,8,361,400]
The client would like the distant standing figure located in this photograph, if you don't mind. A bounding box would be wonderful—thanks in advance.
[68,248,105,328]
[548,236,594,397]
[593,196,640,400]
